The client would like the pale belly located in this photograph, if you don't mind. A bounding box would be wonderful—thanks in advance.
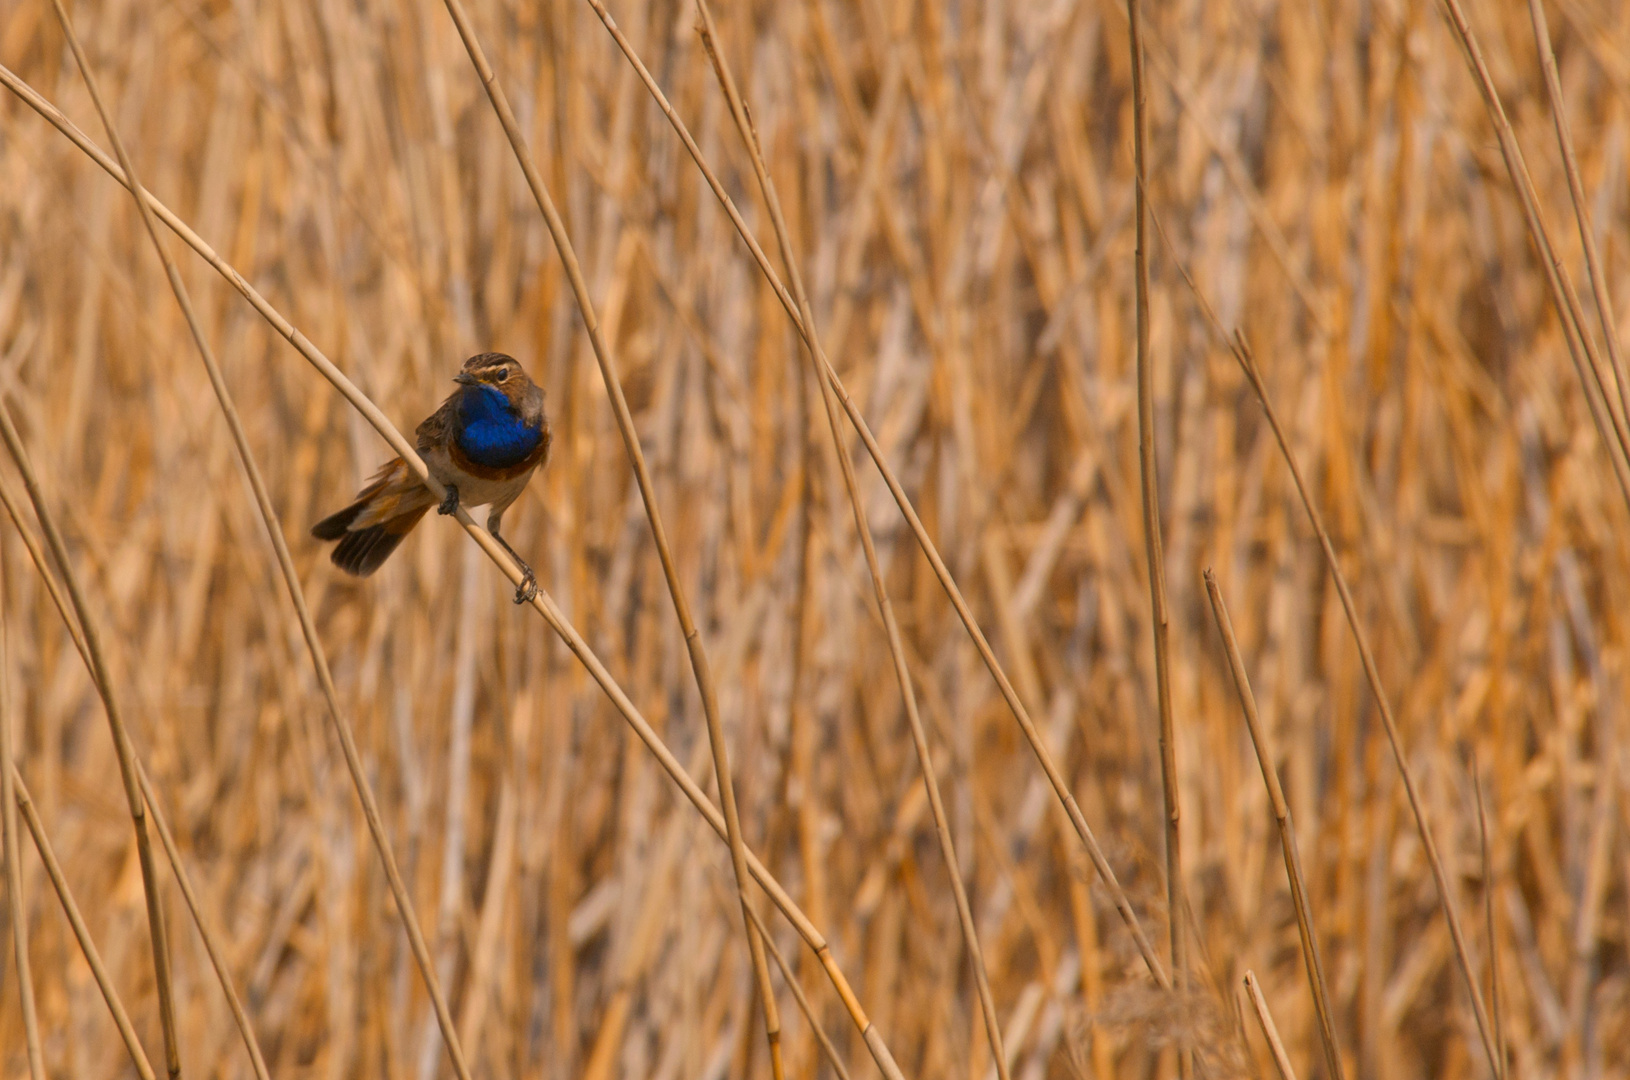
[423,446,534,512]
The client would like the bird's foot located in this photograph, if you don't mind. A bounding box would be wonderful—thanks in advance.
[437,485,460,516]
[513,566,538,605]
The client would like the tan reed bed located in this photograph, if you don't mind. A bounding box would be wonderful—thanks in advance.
[2,1,1630,1078]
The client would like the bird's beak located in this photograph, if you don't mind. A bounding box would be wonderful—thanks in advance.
[453,373,478,386]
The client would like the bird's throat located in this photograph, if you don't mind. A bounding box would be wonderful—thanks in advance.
[455,384,542,469]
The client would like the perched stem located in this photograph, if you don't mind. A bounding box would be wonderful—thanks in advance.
[432,0,811,1070]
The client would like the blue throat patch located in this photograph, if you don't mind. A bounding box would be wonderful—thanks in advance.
[455,384,542,469]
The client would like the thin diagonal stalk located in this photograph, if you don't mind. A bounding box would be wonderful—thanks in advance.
[0,63,880,1054]
[1,480,195,1080]
[1242,972,1298,1080]
[1472,763,1507,1080]
[44,6,310,1078]
[0,470,91,663]
[0,566,45,1080]
[1124,0,1186,1014]
[1437,0,1630,513]
[0,393,181,1080]
[136,757,272,1080]
[743,898,852,1080]
[580,0,1168,989]
[691,5,1010,1077]
[1151,205,1499,1072]
[1525,0,1630,433]
[9,599,270,1080]
[13,768,158,1080]
[433,2,790,1074]
[1204,571,1343,1080]
[33,34,182,1078]
[1231,335,1499,1075]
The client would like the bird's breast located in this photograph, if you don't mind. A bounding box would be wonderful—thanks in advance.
[454,411,543,472]
[425,443,542,511]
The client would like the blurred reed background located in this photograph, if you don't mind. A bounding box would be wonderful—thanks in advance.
[1,0,1628,1077]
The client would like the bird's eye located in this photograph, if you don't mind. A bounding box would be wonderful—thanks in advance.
[495,367,509,381]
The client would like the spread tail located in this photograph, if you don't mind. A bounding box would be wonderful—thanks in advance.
[310,460,434,577]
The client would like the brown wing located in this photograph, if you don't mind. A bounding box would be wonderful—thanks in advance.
[415,390,462,452]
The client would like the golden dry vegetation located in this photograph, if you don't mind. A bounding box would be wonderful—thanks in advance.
[1,0,1628,1078]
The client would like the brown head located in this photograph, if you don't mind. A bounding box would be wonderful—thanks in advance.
[453,352,544,422]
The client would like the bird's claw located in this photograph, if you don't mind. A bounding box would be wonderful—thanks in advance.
[513,568,538,605]
[437,486,460,516]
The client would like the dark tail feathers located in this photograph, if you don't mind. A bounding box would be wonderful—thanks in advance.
[327,512,427,576]
[312,495,429,577]
[311,499,366,541]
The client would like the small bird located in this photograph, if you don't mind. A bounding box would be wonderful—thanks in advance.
[311,352,550,603]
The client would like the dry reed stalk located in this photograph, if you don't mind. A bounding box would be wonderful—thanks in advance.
[1229,335,1499,1074]
[0,568,45,1080]
[1472,763,1506,1080]
[0,62,882,1069]
[132,760,273,1080]
[1203,571,1342,1080]
[1241,971,1297,1080]
[1524,0,1630,449]
[691,3,1009,1076]
[1436,0,1630,511]
[2,462,272,1080]
[578,0,1170,994]
[1122,0,1186,1026]
[12,768,158,1080]
[1133,28,1328,340]
[742,899,853,1080]
[42,5,476,1076]
[432,2,791,1074]
[0,396,183,1080]
[1151,194,1501,1073]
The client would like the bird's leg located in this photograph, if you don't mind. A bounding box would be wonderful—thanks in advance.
[437,484,461,516]
[487,510,537,604]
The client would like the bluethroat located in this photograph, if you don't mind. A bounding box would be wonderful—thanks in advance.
[311,352,550,603]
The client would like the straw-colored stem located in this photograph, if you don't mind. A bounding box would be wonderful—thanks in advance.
[1524,0,1630,442]
[1230,336,1499,1074]
[135,760,274,1080]
[0,62,876,1058]
[2,466,271,1080]
[1242,972,1298,1080]
[44,5,343,1078]
[0,572,45,1080]
[434,1,789,1072]
[1124,0,1185,1018]
[0,394,181,1080]
[1437,0,1630,512]
[13,768,159,1080]
[1473,765,1507,1080]
[581,0,1168,990]
[744,898,853,1080]
[1204,571,1343,1080]
[692,4,1008,1077]
[1152,199,1498,1074]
